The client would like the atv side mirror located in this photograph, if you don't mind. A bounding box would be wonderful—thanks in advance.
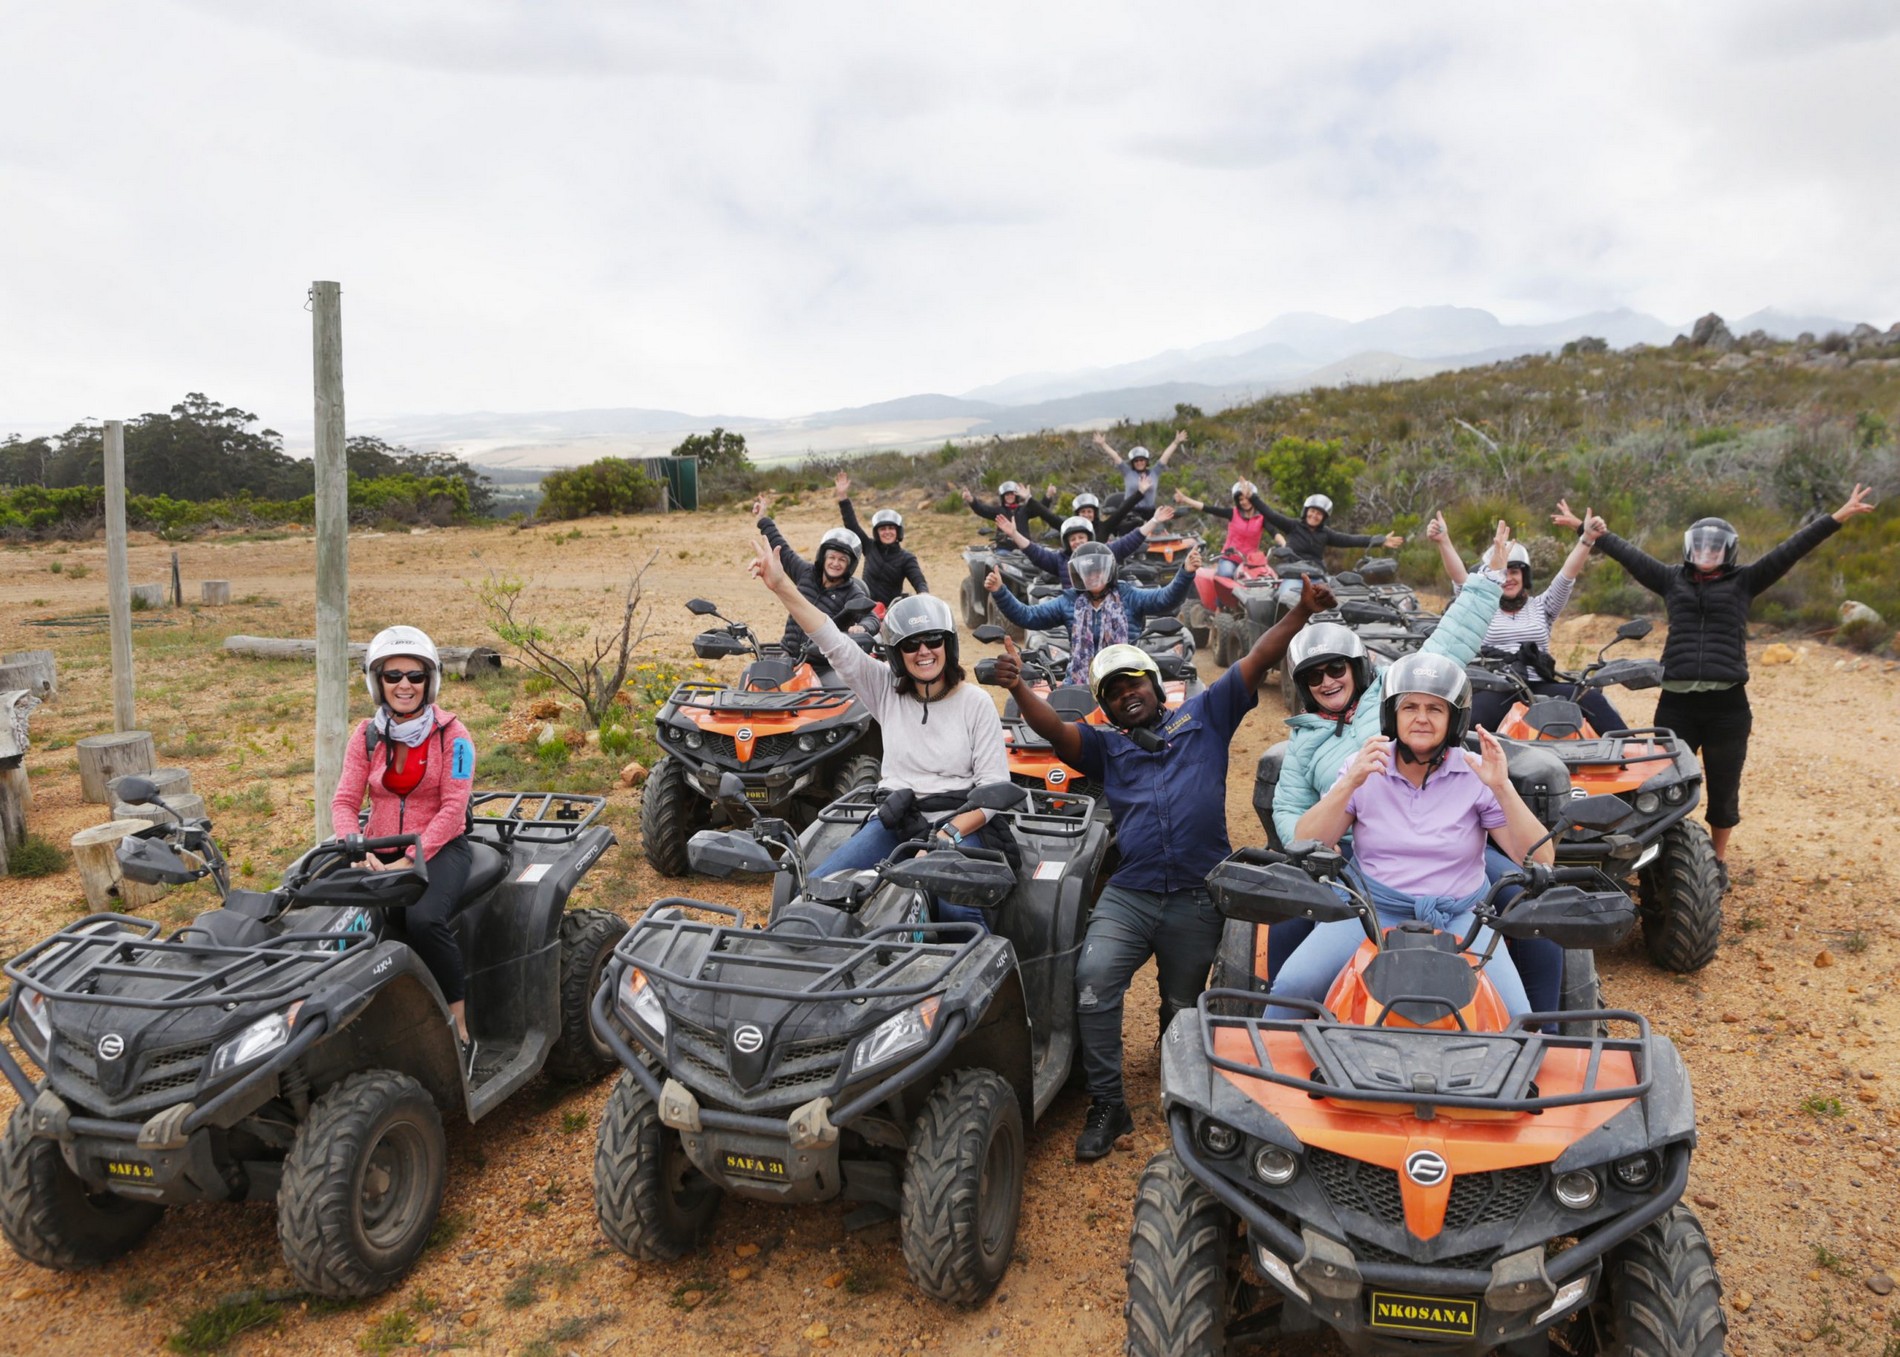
[693,631,747,659]
[1491,886,1637,949]
[1205,854,1359,926]
[687,829,782,878]
[1355,558,1398,583]
[686,598,720,616]
[1464,665,1517,694]
[885,849,1017,910]
[1591,659,1662,691]
[1616,617,1653,641]
[116,775,161,805]
[117,833,202,886]
[971,624,1006,643]
[838,597,877,625]
[958,782,1027,814]
[1336,602,1391,626]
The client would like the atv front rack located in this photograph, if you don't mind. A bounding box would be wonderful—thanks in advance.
[4,913,373,1012]
[662,678,859,715]
[616,899,984,1003]
[814,785,1097,839]
[1197,989,1653,1115]
[468,790,606,844]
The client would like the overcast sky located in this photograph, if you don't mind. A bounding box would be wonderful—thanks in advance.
[3,0,1897,439]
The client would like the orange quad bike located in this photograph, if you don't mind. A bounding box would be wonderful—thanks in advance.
[1126,795,1723,1357]
[1467,617,1721,975]
[641,597,881,876]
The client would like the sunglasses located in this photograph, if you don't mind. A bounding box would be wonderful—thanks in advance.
[380,669,429,685]
[897,633,947,654]
[1301,660,1352,684]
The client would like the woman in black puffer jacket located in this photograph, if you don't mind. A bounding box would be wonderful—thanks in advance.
[1585,484,1875,887]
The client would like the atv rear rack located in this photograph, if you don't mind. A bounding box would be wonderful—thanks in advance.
[663,678,859,715]
[4,912,372,1012]
[1499,726,1688,770]
[1197,989,1653,1115]
[814,786,1097,839]
[468,790,607,844]
[616,899,984,1004]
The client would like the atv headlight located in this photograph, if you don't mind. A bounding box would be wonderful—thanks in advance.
[617,968,668,1040]
[1611,1151,1661,1191]
[1662,784,1686,805]
[1252,1145,1299,1186]
[208,1008,294,1078]
[1634,792,1660,814]
[797,734,818,753]
[824,729,843,744]
[683,730,704,751]
[850,997,941,1075]
[1554,1169,1600,1210]
[13,989,51,1054]
[1196,1119,1241,1158]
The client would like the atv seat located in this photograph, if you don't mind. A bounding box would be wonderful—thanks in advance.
[462,840,510,902]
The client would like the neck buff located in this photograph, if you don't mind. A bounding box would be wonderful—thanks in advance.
[375,704,437,749]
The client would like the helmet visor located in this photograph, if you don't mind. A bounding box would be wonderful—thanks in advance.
[1071,553,1115,592]
[1684,524,1735,570]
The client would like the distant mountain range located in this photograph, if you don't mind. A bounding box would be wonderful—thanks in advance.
[340,304,1866,469]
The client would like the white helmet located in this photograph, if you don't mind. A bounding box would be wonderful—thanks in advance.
[1072,493,1101,515]
[1060,515,1096,548]
[1302,493,1334,517]
[364,625,441,705]
[1128,446,1153,466]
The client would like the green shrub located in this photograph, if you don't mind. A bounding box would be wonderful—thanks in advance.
[6,834,68,877]
[538,459,661,520]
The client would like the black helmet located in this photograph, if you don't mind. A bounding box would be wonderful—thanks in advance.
[878,594,958,679]
[870,509,904,543]
[1285,622,1370,713]
[816,526,862,577]
[1069,542,1118,594]
[1683,518,1738,571]
[1379,652,1473,764]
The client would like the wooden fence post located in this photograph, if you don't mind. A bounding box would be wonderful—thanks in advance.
[311,281,350,840]
[104,419,136,731]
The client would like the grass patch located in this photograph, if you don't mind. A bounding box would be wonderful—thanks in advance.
[358,1308,418,1354]
[558,1110,588,1134]
[121,1279,160,1309]
[1803,1094,1846,1117]
[424,1209,468,1251]
[669,1276,727,1309]
[522,1310,616,1356]
[5,833,69,877]
[1814,1242,1854,1276]
[1843,931,1870,955]
[502,1259,581,1310]
[209,782,274,816]
[166,1296,282,1353]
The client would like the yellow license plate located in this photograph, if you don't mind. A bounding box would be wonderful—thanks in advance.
[721,1150,788,1181]
[744,787,770,802]
[1368,1292,1478,1338]
[104,1159,155,1181]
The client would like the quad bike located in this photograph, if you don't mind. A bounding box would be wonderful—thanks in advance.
[590,778,1110,1305]
[643,596,882,876]
[1185,550,1279,652]
[1463,618,1721,974]
[0,777,623,1298]
[1128,795,1723,1356]
[958,530,1061,634]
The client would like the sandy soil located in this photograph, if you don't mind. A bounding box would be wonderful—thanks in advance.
[0,498,1897,1356]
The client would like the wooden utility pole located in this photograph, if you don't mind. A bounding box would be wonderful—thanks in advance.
[311,282,349,837]
[103,419,136,730]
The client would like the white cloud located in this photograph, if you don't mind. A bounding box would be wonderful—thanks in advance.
[2,1,1894,441]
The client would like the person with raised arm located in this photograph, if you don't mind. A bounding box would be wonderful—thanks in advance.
[1175,479,1271,578]
[833,470,927,607]
[952,479,1064,542]
[984,540,1202,686]
[987,574,1336,1160]
[991,503,1176,587]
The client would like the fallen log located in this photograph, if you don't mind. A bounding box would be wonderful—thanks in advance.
[221,636,502,677]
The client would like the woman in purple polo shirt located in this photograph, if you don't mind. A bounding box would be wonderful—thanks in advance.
[1268,651,1554,1018]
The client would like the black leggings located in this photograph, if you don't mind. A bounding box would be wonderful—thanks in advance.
[1653,687,1752,829]
[386,836,474,1004]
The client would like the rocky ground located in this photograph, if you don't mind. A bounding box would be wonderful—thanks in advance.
[0,498,1897,1355]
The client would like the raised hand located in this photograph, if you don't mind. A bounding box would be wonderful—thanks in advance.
[960,487,974,503]
[1184,545,1203,572]
[1425,510,1447,541]
[1551,497,1583,530]
[1045,483,1058,503]
[751,492,771,520]
[1345,735,1393,790]
[834,471,849,500]
[1468,727,1510,792]
[1383,532,1406,549]
[1137,472,1153,494]
[1153,504,1175,523]
[1299,575,1337,613]
[1172,488,1191,505]
[1835,483,1878,522]
[984,567,1003,594]
[988,634,1024,689]
[749,530,789,593]
[1579,507,1602,545]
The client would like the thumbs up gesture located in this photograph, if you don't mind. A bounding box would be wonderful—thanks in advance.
[991,633,1024,689]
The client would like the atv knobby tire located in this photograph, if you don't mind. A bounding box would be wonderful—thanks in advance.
[641,755,708,878]
[960,576,988,632]
[829,753,882,801]
[1125,1149,1231,1357]
[545,909,630,1084]
[1277,653,1299,712]
[1558,948,1605,1039]
[1180,600,1211,648]
[1207,918,1261,1017]
[1591,1203,1727,1355]
[1213,619,1242,669]
[899,1067,1024,1306]
[1637,822,1722,973]
[594,1070,720,1260]
[278,1070,447,1298]
[0,1102,163,1270]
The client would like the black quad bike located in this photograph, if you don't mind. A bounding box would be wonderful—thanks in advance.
[0,778,623,1298]
[1128,795,1722,1356]
[1463,617,1721,974]
[643,597,881,876]
[591,777,1110,1305]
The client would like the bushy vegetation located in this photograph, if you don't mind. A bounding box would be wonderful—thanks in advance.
[0,473,474,539]
[538,458,662,519]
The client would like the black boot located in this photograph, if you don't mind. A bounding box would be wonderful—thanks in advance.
[1074,1098,1134,1162]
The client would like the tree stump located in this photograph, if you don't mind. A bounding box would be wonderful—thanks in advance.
[71,820,169,911]
[0,767,27,864]
[108,766,193,804]
[201,580,231,606]
[77,731,156,804]
[0,651,56,700]
[130,584,166,610]
[112,791,206,825]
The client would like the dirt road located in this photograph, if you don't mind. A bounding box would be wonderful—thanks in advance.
[1,499,1897,1355]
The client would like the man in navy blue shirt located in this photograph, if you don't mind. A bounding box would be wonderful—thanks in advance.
[987,575,1333,1160]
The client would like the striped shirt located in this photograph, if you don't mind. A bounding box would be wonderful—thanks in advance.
[1460,568,1575,651]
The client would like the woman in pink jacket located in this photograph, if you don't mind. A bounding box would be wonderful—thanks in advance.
[330,626,477,1048]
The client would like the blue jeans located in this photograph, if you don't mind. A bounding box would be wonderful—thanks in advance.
[1267,869,1529,1020]
[810,818,990,928]
[1076,884,1226,1101]
[1215,557,1239,579]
